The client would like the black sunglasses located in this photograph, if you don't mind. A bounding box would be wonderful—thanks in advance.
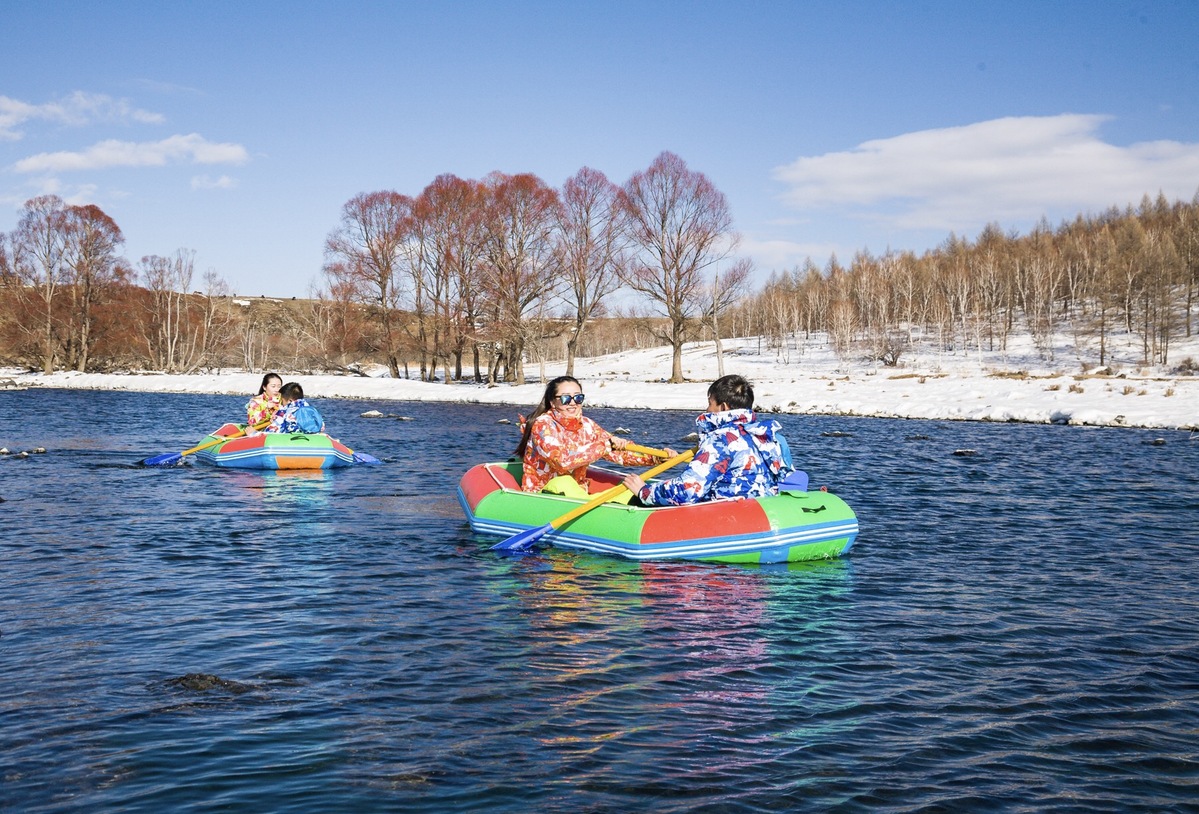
[556,393,585,405]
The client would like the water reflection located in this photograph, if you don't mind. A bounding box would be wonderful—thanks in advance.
[493,551,861,746]
[223,468,334,511]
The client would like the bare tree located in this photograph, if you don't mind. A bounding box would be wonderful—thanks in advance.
[620,151,735,382]
[971,223,1013,352]
[61,204,125,371]
[323,191,414,378]
[477,172,560,385]
[1176,197,1199,337]
[555,167,628,376]
[825,256,858,362]
[414,174,487,383]
[139,250,202,371]
[0,233,13,286]
[700,257,751,377]
[198,268,234,370]
[855,252,909,366]
[10,195,68,372]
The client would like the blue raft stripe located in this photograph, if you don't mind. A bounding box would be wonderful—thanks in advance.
[197,440,353,467]
[204,447,350,462]
[457,488,858,560]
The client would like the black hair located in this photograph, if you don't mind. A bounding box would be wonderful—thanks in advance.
[279,382,304,402]
[257,372,282,395]
[515,375,581,457]
[708,374,754,411]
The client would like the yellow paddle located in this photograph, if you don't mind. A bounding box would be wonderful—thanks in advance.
[492,448,695,551]
[139,419,271,466]
[621,441,675,458]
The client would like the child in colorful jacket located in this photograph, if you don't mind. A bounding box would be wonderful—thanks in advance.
[623,374,793,506]
[245,372,283,432]
[266,382,326,434]
[516,376,666,496]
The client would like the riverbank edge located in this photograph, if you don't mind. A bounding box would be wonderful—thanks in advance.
[8,372,1197,434]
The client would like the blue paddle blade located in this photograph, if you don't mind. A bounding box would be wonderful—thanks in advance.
[779,470,809,492]
[352,452,382,465]
[140,452,184,467]
[491,523,551,552]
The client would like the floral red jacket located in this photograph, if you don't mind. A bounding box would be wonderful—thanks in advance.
[521,412,656,493]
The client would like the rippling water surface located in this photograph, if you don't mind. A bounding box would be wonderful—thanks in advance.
[2,388,1197,812]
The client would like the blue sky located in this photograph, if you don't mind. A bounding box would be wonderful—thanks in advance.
[3,1,1198,298]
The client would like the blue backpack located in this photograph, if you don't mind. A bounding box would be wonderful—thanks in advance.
[293,404,324,434]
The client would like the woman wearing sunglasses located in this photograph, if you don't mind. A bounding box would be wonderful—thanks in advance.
[515,375,672,498]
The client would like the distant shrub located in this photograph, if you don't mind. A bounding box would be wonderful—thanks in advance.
[866,331,910,367]
[1068,383,1085,394]
[1122,385,1136,395]
[1044,383,1061,391]
[1173,357,1197,376]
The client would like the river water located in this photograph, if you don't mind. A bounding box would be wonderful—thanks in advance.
[1,388,1197,812]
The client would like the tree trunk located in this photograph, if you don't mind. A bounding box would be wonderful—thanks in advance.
[670,314,686,383]
[565,334,578,378]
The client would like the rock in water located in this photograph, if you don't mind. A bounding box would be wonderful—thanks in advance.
[166,672,253,694]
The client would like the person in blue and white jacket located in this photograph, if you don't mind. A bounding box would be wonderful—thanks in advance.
[266,382,326,434]
[622,375,793,506]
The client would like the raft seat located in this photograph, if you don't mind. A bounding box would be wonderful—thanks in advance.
[485,462,623,495]
[587,469,624,492]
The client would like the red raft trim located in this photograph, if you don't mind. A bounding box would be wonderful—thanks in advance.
[637,498,771,545]
[459,464,509,512]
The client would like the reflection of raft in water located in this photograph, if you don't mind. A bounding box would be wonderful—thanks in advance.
[457,461,859,564]
[195,423,355,470]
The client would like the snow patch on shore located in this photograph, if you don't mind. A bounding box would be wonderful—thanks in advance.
[6,331,1198,431]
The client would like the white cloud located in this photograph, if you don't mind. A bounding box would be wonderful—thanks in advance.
[191,174,238,190]
[0,97,39,141]
[13,133,250,173]
[0,91,164,141]
[62,184,100,206]
[0,176,100,209]
[773,114,1199,232]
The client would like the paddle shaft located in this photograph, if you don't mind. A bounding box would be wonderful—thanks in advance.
[621,441,674,459]
[183,419,270,457]
[548,448,695,532]
[491,448,695,551]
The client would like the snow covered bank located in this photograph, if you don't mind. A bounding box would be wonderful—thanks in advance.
[7,333,1198,431]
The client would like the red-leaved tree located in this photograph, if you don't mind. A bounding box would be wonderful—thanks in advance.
[556,167,628,377]
[323,191,414,378]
